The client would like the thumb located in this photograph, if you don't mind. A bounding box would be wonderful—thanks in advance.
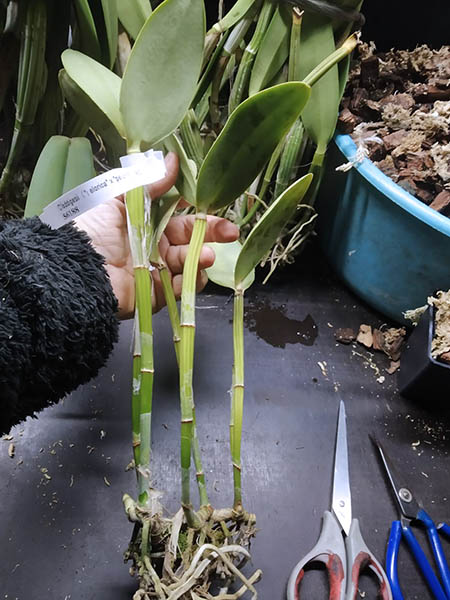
[148,152,179,199]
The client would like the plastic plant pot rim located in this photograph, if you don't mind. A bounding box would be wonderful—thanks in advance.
[335,133,450,237]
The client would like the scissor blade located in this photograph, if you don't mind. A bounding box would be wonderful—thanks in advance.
[332,400,352,536]
[369,434,421,521]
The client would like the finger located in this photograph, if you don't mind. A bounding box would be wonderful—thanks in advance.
[171,270,208,300]
[106,265,135,320]
[172,271,208,300]
[165,243,216,275]
[151,268,167,314]
[148,152,179,199]
[196,269,208,293]
[177,197,190,209]
[203,216,239,243]
[199,245,216,270]
[105,195,127,218]
[164,214,239,245]
[114,153,178,205]
[158,231,170,264]
[172,274,183,300]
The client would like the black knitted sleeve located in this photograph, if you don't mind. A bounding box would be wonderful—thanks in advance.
[0,217,120,435]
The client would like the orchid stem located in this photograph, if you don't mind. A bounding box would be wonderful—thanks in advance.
[179,213,209,527]
[159,262,209,508]
[126,184,154,508]
[232,289,245,511]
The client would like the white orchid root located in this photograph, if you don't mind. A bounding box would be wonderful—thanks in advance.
[123,495,261,599]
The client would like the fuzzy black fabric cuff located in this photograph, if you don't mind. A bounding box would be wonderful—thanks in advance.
[0,217,119,434]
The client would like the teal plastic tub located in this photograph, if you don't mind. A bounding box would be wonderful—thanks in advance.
[316,134,450,324]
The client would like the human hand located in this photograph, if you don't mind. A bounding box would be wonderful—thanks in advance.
[75,153,239,319]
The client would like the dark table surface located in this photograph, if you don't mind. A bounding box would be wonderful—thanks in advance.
[1,244,449,600]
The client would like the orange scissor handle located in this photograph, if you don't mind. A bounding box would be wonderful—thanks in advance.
[287,511,346,600]
[345,519,392,600]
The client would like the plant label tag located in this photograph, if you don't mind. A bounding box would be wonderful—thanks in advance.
[40,150,166,229]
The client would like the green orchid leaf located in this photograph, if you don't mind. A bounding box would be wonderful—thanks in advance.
[161,133,197,205]
[338,54,351,101]
[100,0,118,68]
[63,136,96,192]
[120,0,205,150]
[206,241,255,292]
[234,173,313,288]
[62,111,89,138]
[82,0,119,67]
[25,136,95,217]
[25,136,69,217]
[117,0,151,40]
[196,81,311,213]
[73,0,101,62]
[248,5,290,96]
[297,14,340,152]
[59,69,126,165]
[61,49,126,138]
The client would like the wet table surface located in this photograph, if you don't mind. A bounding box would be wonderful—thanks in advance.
[1,244,449,600]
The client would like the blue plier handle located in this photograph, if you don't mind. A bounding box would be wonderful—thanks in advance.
[371,436,450,600]
[387,516,450,600]
[418,510,450,598]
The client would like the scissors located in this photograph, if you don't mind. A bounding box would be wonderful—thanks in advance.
[371,436,450,600]
[287,401,392,599]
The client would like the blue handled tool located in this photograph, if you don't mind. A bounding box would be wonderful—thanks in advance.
[371,436,450,600]
[287,402,392,600]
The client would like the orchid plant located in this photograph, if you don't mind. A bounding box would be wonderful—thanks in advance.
[24,0,363,595]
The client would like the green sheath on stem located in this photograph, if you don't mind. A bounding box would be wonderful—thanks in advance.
[209,12,254,127]
[209,0,258,35]
[179,214,208,527]
[288,7,303,82]
[132,323,141,468]
[228,0,274,113]
[158,263,209,508]
[134,266,154,506]
[158,266,181,362]
[249,4,290,96]
[302,33,358,89]
[229,365,235,478]
[274,118,304,200]
[239,139,284,227]
[0,0,47,192]
[126,185,154,507]
[179,109,204,170]
[149,186,209,511]
[232,290,245,509]
[192,28,230,110]
[272,9,305,201]
[192,417,208,507]
[302,147,326,207]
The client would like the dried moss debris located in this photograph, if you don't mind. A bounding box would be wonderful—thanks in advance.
[429,290,450,363]
[340,44,450,214]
